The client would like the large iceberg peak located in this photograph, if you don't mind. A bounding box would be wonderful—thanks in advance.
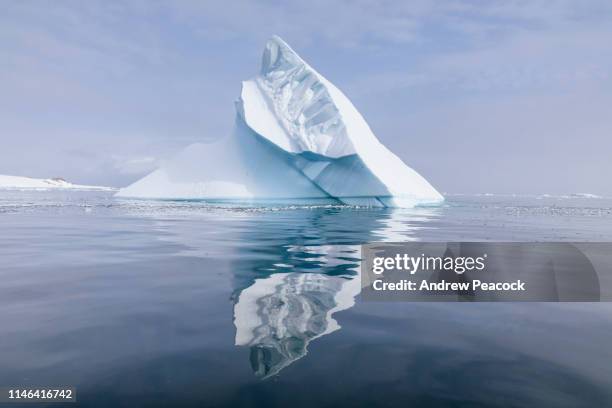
[245,36,355,158]
[260,35,301,76]
[238,36,443,206]
[117,36,443,207]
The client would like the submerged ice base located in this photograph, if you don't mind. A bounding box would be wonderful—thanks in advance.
[117,36,443,208]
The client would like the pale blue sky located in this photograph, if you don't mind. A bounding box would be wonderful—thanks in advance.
[1,1,611,194]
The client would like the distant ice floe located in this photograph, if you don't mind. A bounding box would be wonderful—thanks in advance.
[117,36,442,208]
[445,192,605,200]
[537,193,604,199]
[0,174,114,191]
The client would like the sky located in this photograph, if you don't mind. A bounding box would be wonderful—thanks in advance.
[1,0,611,194]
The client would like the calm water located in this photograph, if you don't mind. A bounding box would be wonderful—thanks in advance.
[1,190,612,407]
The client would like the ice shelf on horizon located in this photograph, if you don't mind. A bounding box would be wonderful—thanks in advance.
[0,174,113,191]
[116,36,443,208]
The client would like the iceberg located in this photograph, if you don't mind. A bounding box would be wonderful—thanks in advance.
[117,36,443,207]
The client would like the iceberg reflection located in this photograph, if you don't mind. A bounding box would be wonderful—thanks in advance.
[234,272,360,378]
[122,202,441,378]
[231,206,441,378]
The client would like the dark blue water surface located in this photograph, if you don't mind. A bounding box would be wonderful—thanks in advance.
[1,190,612,407]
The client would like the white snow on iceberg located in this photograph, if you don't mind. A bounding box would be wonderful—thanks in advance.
[0,174,113,191]
[117,36,443,207]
